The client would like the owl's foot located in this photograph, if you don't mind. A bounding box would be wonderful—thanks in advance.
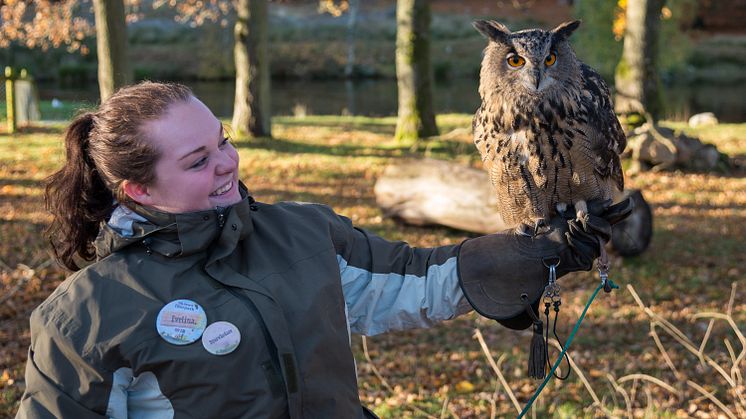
[515,218,551,237]
[574,200,589,229]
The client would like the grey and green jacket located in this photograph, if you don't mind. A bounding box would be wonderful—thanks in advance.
[17,190,471,418]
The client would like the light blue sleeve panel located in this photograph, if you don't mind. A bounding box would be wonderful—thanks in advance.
[335,227,473,336]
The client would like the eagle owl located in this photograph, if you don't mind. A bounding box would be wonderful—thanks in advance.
[472,20,625,234]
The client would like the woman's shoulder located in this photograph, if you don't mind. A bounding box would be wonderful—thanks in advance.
[257,200,337,217]
[33,256,143,330]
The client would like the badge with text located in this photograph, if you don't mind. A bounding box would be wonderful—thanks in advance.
[156,299,207,345]
[202,321,241,355]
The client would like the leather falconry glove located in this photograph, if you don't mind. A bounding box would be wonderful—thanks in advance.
[457,198,634,330]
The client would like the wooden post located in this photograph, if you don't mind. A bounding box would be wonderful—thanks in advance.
[5,67,16,134]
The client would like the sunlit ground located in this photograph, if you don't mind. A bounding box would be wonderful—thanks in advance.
[1,115,744,417]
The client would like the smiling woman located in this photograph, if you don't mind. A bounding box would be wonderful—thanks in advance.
[17,81,626,419]
[124,97,242,213]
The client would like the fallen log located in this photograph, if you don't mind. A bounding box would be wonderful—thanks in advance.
[374,158,652,256]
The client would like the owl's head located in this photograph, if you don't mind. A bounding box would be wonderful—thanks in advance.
[474,20,581,102]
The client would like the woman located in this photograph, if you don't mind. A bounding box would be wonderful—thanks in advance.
[17,82,629,418]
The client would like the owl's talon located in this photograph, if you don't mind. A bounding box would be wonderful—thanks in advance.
[515,219,550,237]
[515,223,534,237]
[574,200,589,229]
[533,218,551,236]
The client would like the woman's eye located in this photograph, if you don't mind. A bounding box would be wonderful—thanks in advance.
[191,157,207,169]
[507,54,526,68]
[219,136,230,148]
[545,52,557,66]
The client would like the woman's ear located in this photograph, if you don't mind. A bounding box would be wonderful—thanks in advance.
[121,180,151,205]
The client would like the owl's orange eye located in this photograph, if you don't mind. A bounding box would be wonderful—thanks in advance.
[545,52,557,66]
[506,54,526,68]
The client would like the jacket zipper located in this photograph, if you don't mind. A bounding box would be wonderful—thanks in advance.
[225,287,289,397]
[215,206,227,228]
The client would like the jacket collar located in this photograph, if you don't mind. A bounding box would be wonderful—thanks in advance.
[95,182,255,259]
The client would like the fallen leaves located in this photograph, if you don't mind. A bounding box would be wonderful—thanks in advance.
[2,116,746,417]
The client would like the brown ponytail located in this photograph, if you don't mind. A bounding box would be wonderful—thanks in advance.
[44,81,193,270]
[45,113,113,270]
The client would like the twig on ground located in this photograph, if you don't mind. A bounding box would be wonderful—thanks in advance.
[628,377,639,410]
[698,319,716,365]
[361,336,393,393]
[546,339,614,416]
[617,374,679,396]
[628,285,740,388]
[687,380,737,419]
[0,257,55,306]
[360,336,438,419]
[473,327,521,414]
[439,395,449,419]
[628,283,746,413]
[607,373,633,419]
[0,263,33,305]
[649,323,682,380]
[488,379,498,419]
[726,282,737,316]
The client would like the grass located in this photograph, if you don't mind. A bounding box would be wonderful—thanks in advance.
[1,114,745,418]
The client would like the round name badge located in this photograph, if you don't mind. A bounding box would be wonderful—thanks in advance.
[156,299,207,345]
[202,321,241,356]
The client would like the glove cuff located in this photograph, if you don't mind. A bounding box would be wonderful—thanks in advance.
[457,235,552,330]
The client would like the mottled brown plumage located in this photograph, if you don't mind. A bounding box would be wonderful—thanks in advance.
[473,20,625,233]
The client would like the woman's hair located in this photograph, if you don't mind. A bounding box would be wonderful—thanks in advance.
[45,81,193,270]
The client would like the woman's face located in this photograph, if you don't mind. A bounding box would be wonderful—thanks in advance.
[132,96,242,213]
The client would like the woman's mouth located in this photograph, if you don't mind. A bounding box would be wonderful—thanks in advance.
[210,181,233,197]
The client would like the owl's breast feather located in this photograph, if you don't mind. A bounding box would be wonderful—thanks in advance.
[508,129,530,165]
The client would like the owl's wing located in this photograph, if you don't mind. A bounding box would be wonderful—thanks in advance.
[578,63,626,192]
[472,104,498,173]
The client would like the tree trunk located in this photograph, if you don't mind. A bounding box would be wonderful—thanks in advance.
[395,0,438,142]
[614,0,664,120]
[93,0,131,101]
[344,0,360,78]
[232,0,271,138]
[374,158,653,256]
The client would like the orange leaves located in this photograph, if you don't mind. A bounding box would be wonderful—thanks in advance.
[318,0,349,17]
[0,0,94,52]
[152,0,232,28]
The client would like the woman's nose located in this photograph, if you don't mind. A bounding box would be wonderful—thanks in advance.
[215,148,238,174]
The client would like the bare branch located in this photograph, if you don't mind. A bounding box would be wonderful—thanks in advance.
[361,336,438,419]
[687,380,737,419]
[617,374,680,396]
[698,319,716,366]
[650,322,682,379]
[473,328,521,414]
[606,373,633,419]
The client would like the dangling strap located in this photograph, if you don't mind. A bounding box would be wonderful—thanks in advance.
[517,275,619,418]
[598,242,612,293]
[551,300,571,380]
[540,262,571,381]
[523,293,546,379]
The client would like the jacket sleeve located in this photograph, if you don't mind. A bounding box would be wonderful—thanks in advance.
[327,209,473,336]
[16,301,111,419]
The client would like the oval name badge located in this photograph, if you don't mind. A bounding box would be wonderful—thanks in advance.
[202,321,241,355]
[156,299,207,345]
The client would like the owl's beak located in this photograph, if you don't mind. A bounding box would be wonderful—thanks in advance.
[533,69,542,90]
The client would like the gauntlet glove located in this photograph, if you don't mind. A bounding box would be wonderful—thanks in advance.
[457,198,633,330]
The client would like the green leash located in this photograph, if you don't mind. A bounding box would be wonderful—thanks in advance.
[517,278,619,418]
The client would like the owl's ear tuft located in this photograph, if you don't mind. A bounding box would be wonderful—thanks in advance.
[473,20,510,43]
[552,20,581,40]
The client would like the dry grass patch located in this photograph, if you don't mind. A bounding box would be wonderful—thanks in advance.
[1,116,744,418]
